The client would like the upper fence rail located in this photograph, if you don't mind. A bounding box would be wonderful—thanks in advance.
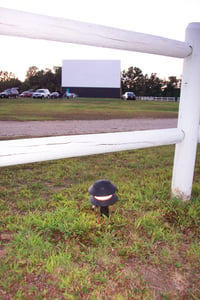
[0,7,192,59]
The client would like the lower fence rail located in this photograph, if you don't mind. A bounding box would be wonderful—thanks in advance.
[0,128,184,167]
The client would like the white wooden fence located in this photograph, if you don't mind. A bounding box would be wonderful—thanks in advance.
[137,96,180,102]
[0,8,200,201]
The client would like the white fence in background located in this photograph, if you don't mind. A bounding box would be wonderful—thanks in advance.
[137,96,180,102]
[0,8,200,200]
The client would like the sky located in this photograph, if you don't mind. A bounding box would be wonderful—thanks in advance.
[0,0,199,81]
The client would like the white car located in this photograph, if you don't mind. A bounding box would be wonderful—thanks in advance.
[32,89,50,99]
[122,92,136,100]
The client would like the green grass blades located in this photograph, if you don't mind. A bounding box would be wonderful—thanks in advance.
[0,98,178,121]
[0,145,200,299]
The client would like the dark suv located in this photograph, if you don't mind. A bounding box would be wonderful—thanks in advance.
[0,88,19,99]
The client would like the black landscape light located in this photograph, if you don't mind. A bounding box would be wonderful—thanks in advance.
[88,179,118,217]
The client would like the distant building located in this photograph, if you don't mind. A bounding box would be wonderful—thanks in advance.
[62,60,121,98]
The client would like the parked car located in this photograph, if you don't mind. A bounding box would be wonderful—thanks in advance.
[32,89,50,99]
[19,90,33,98]
[50,92,60,99]
[0,87,19,99]
[122,92,136,100]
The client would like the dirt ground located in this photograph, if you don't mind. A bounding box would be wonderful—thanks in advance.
[0,118,177,139]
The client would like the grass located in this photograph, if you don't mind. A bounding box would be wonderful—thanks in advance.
[0,98,199,298]
[0,98,178,121]
[0,145,200,299]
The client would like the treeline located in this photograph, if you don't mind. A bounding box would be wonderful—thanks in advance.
[0,66,181,97]
[121,67,181,97]
[0,66,61,93]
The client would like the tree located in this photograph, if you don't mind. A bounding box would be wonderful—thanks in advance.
[22,66,62,92]
[121,67,145,95]
[121,67,164,96]
[0,71,21,91]
[162,76,181,98]
[121,67,181,97]
[25,66,39,79]
[144,73,163,96]
[53,66,62,91]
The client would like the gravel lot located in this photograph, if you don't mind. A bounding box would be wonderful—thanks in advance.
[0,119,177,139]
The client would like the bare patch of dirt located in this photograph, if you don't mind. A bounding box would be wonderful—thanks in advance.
[140,265,188,298]
[0,272,66,300]
[0,119,177,139]
[0,232,13,258]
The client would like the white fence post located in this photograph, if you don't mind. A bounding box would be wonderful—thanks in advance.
[171,23,200,200]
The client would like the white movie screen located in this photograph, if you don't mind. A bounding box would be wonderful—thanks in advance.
[62,60,121,88]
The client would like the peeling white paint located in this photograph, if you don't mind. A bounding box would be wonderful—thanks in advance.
[0,128,184,167]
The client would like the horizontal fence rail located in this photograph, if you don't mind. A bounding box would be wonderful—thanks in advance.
[0,7,192,58]
[0,128,185,167]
